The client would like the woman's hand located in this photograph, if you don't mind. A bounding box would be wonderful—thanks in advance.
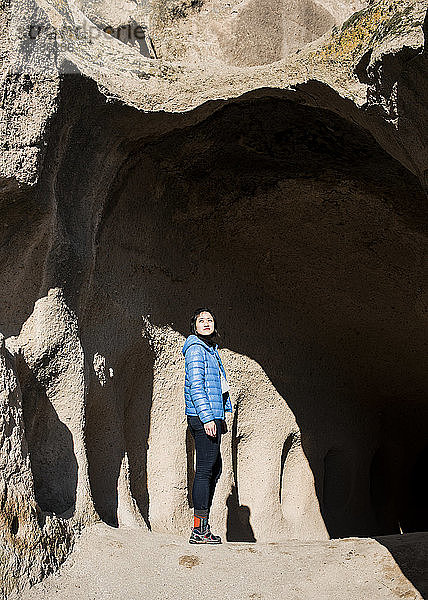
[204,420,217,437]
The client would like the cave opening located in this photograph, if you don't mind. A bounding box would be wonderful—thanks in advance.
[33,76,427,538]
[400,443,428,534]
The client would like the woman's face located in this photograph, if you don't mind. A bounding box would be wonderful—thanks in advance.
[195,311,215,336]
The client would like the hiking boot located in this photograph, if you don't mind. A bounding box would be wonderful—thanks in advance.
[189,524,222,544]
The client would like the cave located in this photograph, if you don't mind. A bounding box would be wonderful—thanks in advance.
[1,0,427,594]
[0,73,426,541]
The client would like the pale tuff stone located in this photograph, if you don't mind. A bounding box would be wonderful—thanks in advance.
[0,0,427,597]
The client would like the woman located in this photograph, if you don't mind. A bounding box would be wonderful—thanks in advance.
[182,308,233,544]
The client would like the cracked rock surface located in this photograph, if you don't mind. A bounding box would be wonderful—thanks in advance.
[0,0,427,597]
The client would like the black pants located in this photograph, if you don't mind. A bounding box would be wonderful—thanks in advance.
[187,415,223,515]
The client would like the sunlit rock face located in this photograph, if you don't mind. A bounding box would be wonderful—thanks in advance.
[0,0,427,596]
[146,0,366,65]
[73,0,365,65]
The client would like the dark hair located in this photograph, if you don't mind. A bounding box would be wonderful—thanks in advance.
[190,307,219,337]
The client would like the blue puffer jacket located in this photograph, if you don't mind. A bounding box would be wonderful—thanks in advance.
[182,334,233,423]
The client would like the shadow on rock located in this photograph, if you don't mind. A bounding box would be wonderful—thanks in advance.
[375,532,428,599]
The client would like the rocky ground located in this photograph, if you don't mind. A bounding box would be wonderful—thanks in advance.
[1,0,427,598]
[15,523,428,600]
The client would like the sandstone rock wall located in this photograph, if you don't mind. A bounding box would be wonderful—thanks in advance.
[0,333,74,600]
[0,0,427,597]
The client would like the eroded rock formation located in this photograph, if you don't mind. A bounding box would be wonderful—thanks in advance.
[0,0,427,597]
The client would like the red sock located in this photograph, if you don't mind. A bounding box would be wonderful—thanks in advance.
[193,514,208,532]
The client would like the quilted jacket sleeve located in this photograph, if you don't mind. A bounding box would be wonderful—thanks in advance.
[185,344,215,423]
